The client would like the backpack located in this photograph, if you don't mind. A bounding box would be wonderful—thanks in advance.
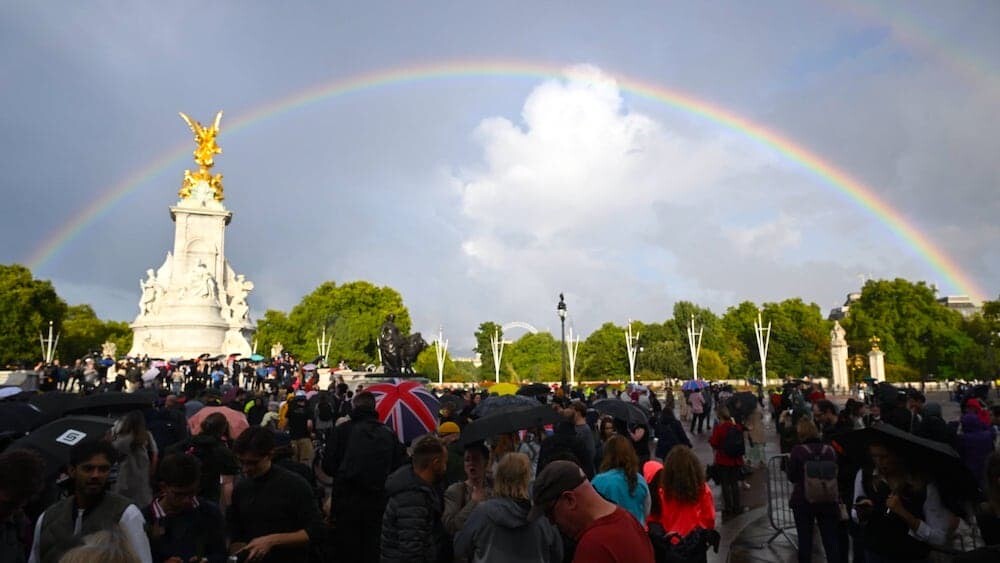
[722,425,745,458]
[336,420,401,493]
[803,444,839,504]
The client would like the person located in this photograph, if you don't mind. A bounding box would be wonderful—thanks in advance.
[956,412,996,489]
[168,413,240,507]
[227,427,323,563]
[975,451,1000,546]
[653,407,691,461]
[787,419,840,563]
[538,419,595,478]
[649,446,715,535]
[565,401,599,471]
[438,421,466,486]
[708,407,745,516]
[110,410,157,508]
[284,390,314,465]
[454,453,562,562]
[143,453,227,563]
[28,440,153,563]
[591,435,650,525]
[598,416,616,443]
[852,441,956,562]
[380,434,450,563]
[744,406,767,467]
[688,389,705,435]
[0,449,45,563]
[443,443,492,537]
[58,528,139,563]
[323,391,405,563]
[528,460,654,563]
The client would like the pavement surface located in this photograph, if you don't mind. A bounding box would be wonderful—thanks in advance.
[689,391,965,563]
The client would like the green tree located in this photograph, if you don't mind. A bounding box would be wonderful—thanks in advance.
[413,343,465,382]
[843,279,974,380]
[0,264,68,366]
[640,340,688,379]
[59,305,135,362]
[254,309,294,357]
[506,332,561,382]
[474,322,503,380]
[698,349,730,380]
[960,300,1000,379]
[578,322,627,380]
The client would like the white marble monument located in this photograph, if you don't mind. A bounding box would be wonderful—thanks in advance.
[868,336,886,383]
[129,112,254,359]
[830,321,849,391]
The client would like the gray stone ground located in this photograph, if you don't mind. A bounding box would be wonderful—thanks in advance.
[688,391,965,563]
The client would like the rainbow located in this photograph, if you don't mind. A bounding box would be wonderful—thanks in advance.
[25,59,989,301]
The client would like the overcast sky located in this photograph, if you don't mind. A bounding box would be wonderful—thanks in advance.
[2,1,997,353]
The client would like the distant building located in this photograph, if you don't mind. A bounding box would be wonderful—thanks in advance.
[937,295,981,318]
[828,292,861,321]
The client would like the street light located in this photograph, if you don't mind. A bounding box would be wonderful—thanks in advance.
[558,293,567,387]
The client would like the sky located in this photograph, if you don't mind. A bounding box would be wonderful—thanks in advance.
[2,1,997,353]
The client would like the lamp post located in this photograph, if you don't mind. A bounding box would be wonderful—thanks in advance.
[753,308,771,388]
[686,315,703,380]
[625,319,640,384]
[558,293,567,387]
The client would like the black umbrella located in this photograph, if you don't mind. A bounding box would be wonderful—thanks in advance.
[438,393,466,414]
[727,392,759,419]
[9,415,115,477]
[28,392,78,422]
[517,383,552,397]
[592,399,650,426]
[471,394,539,417]
[0,402,47,435]
[459,405,561,446]
[832,422,978,500]
[65,391,156,416]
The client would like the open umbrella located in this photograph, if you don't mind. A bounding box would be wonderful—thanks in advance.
[368,379,440,444]
[249,354,265,362]
[681,380,708,391]
[29,392,78,421]
[142,367,160,383]
[727,392,759,420]
[99,358,115,367]
[490,382,519,396]
[66,391,157,416]
[460,405,560,446]
[303,363,317,371]
[592,399,650,426]
[832,422,978,500]
[517,383,552,396]
[438,393,466,414]
[472,394,539,417]
[0,386,25,400]
[0,402,46,435]
[9,415,115,477]
[187,405,250,438]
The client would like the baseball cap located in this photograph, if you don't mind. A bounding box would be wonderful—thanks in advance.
[438,422,461,435]
[527,460,586,522]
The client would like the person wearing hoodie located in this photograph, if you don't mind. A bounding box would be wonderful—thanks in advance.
[957,412,996,488]
[167,412,240,507]
[381,434,450,563]
[538,420,596,478]
[454,453,562,563]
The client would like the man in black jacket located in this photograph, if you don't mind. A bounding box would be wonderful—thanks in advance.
[143,453,226,563]
[537,420,595,478]
[380,434,449,563]
[323,391,404,563]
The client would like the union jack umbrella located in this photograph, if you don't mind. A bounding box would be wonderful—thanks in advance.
[368,379,440,444]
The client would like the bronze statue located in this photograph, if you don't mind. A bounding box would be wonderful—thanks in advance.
[378,314,427,376]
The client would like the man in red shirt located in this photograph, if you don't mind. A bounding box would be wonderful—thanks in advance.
[709,406,745,516]
[529,460,654,563]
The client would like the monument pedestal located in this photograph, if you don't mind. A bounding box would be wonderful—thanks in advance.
[869,349,886,383]
[128,113,253,358]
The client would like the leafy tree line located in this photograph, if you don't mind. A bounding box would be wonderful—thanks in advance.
[0,264,132,366]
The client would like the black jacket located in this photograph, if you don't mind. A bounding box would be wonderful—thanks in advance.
[537,421,595,478]
[379,466,448,563]
[323,408,404,498]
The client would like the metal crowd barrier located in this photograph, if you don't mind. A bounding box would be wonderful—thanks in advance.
[763,454,796,546]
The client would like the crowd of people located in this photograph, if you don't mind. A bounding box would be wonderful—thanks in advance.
[3,354,1000,563]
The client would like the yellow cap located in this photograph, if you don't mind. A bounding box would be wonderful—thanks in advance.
[438,421,461,435]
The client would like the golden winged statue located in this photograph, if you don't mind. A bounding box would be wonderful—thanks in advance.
[178,111,225,201]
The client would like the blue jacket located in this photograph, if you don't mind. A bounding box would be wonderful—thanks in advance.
[591,468,649,524]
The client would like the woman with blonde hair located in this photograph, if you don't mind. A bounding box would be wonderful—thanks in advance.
[454,453,562,562]
[592,434,650,524]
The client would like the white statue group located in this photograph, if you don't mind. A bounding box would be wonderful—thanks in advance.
[138,256,252,324]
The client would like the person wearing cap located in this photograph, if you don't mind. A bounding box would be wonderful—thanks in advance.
[454,453,562,562]
[530,460,654,563]
[438,422,465,486]
[285,390,314,465]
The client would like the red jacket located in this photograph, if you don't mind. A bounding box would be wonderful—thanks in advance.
[709,421,744,467]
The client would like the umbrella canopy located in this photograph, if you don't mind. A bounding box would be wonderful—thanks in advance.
[368,380,440,444]
[516,383,552,397]
[460,405,561,446]
[592,399,650,426]
[832,422,978,500]
[490,382,519,396]
[9,416,115,477]
[187,405,250,438]
[249,354,265,362]
[99,358,115,367]
[0,386,25,400]
[472,394,539,417]
[681,380,708,391]
[727,392,759,419]
[66,391,156,417]
[438,393,466,414]
[0,402,47,435]
[142,367,160,382]
[28,392,78,421]
[303,363,317,371]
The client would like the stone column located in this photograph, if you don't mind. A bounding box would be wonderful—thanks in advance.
[869,349,886,382]
[830,321,849,393]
